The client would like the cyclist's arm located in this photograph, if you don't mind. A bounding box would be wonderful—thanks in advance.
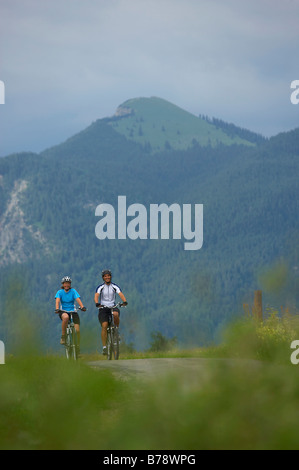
[55,297,60,310]
[94,292,100,305]
[119,292,127,304]
[76,297,84,309]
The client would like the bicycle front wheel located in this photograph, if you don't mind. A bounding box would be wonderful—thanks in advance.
[107,329,113,360]
[65,332,71,359]
[71,328,78,360]
[112,328,119,360]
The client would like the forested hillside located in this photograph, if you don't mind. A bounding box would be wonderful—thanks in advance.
[0,98,298,352]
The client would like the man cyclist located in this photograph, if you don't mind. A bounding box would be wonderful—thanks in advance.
[55,276,86,350]
[94,269,127,355]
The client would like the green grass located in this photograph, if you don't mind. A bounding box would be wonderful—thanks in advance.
[108,97,252,152]
[109,360,299,450]
[0,355,128,449]
[2,314,299,450]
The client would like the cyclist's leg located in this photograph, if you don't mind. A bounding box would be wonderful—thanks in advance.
[98,308,110,354]
[60,313,69,344]
[112,308,120,327]
[101,322,108,346]
[98,309,110,345]
[74,324,80,347]
[73,313,81,351]
[60,313,69,335]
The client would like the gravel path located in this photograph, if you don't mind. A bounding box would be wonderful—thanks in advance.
[87,357,261,382]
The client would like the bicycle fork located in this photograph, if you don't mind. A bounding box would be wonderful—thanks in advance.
[66,323,77,360]
[107,326,119,360]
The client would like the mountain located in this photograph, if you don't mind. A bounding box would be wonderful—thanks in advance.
[0,97,298,352]
[105,96,256,152]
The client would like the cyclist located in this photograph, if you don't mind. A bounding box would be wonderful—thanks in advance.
[94,269,127,355]
[55,276,86,349]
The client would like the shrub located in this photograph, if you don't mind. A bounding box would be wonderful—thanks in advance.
[148,331,178,352]
[221,308,299,363]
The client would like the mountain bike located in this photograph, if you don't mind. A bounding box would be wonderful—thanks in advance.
[56,307,85,360]
[98,302,126,360]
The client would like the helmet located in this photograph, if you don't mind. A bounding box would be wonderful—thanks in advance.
[102,269,112,278]
[61,276,72,284]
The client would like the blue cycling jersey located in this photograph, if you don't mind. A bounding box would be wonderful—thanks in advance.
[55,288,80,312]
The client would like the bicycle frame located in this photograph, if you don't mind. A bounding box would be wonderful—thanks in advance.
[65,312,78,360]
[57,308,82,360]
[98,302,126,360]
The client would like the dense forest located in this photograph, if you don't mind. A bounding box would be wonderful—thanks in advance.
[0,98,298,352]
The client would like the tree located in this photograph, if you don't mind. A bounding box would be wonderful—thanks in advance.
[148,331,177,352]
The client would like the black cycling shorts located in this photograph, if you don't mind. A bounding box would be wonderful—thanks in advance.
[59,312,80,325]
[98,307,120,325]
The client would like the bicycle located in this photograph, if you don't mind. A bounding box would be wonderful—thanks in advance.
[98,302,126,360]
[56,307,85,360]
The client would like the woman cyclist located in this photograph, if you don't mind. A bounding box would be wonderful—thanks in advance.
[55,276,86,348]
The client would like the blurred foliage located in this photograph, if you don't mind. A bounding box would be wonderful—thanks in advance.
[0,356,126,450]
[1,276,43,356]
[109,358,299,450]
[218,307,299,363]
[258,261,289,294]
[1,309,299,449]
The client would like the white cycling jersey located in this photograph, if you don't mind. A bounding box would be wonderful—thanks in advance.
[95,282,121,307]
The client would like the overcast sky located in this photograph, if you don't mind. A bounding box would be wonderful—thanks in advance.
[0,0,298,156]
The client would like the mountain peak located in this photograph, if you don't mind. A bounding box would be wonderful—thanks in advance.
[115,96,198,120]
[114,104,134,118]
[107,96,253,152]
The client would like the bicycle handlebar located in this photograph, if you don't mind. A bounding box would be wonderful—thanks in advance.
[55,307,86,314]
[97,302,127,310]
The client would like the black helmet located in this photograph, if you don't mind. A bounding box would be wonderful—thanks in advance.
[61,276,72,283]
[102,269,112,278]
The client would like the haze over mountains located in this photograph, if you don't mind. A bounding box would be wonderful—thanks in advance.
[0,97,298,351]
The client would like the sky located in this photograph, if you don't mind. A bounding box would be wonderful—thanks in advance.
[0,0,298,156]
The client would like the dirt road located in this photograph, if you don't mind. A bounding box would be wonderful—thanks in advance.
[87,357,260,383]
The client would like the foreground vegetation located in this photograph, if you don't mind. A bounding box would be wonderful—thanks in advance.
[2,310,299,450]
